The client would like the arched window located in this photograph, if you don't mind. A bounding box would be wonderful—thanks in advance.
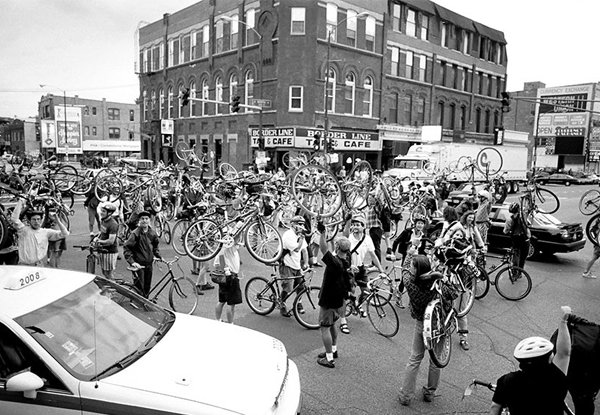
[344,72,355,115]
[159,88,165,118]
[151,90,156,119]
[475,108,481,132]
[325,67,336,113]
[229,74,238,101]
[245,70,254,112]
[438,101,445,127]
[189,81,196,116]
[202,80,209,116]
[215,76,223,115]
[362,76,373,117]
[167,86,174,119]
[142,90,148,121]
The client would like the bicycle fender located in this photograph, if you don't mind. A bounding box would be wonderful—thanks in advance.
[422,298,442,350]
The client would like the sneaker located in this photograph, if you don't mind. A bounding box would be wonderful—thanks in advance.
[395,298,405,309]
[459,339,470,351]
[423,387,435,403]
[398,395,411,406]
[582,272,598,279]
[359,308,367,318]
[317,351,338,359]
[317,357,335,368]
[194,285,205,295]
[280,306,291,317]
[297,303,305,314]
[201,283,216,290]
[385,248,395,261]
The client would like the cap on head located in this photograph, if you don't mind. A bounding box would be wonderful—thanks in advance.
[137,210,152,219]
[351,213,366,226]
[25,209,44,219]
[290,215,304,224]
[413,215,427,225]
[513,336,553,360]
[478,190,491,199]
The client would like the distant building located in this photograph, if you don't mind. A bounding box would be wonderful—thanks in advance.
[0,117,39,156]
[137,0,508,171]
[38,94,140,162]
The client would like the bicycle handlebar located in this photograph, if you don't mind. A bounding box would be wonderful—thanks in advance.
[472,380,496,391]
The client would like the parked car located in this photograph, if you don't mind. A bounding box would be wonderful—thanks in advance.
[536,173,578,186]
[0,267,302,414]
[445,182,488,208]
[428,203,586,258]
[572,171,600,185]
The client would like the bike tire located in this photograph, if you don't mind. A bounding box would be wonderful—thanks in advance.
[455,282,475,318]
[344,160,372,210]
[52,165,78,192]
[70,175,94,195]
[218,162,238,180]
[163,200,175,221]
[366,271,393,306]
[86,253,96,274]
[94,173,122,202]
[0,209,9,250]
[535,188,560,214]
[244,277,277,315]
[494,266,532,301]
[424,300,452,368]
[579,189,600,215]
[476,147,503,176]
[183,218,222,262]
[175,141,190,161]
[244,221,283,264]
[168,277,198,314]
[587,213,600,245]
[291,164,342,218]
[145,186,162,212]
[172,219,190,256]
[153,216,163,237]
[474,266,490,300]
[367,294,399,338]
[162,221,172,244]
[293,286,321,329]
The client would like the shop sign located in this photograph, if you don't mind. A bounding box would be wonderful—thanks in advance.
[249,127,380,150]
[40,120,56,149]
[82,140,141,152]
[249,127,295,147]
[536,84,593,138]
[161,119,174,134]
[54,106,83,154]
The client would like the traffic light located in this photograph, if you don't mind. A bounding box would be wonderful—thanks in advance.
[326,138,334,152]
[231,95,241,113]
[181,88,190,107]
[501,92,511,113]
[493,126,504,145]
[161,134,173,147]
[258,136,265,151]
[312,132,321,151]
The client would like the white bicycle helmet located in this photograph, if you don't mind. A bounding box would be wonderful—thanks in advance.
[98,201,117,213]
[477,190,491,200]
[513,336,554,360]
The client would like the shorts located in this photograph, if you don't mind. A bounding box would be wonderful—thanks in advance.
[319,306,344,327]
[380,207,391,233]
[99,252,118,271]
[218,275,242,305]
[594,244,600,257]
[49,238,67,252]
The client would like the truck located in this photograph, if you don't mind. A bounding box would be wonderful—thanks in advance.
[384,140,528,194]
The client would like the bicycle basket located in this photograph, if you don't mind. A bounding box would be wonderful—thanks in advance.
[210,271,227,285]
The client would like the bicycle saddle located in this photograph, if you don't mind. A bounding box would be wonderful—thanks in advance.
[418,271,443,283]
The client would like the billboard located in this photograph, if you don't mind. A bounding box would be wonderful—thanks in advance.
[249,127,381,151]
[54,106,83,154]
[536,84,592,139]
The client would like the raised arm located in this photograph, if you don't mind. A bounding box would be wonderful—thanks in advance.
[552,306,572,375]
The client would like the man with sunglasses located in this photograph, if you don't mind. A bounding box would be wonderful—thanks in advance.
[280,215,309,317]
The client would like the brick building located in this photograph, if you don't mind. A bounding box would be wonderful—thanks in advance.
[137,0,508,172]
[38,94,140,162]
[0,117,39,157]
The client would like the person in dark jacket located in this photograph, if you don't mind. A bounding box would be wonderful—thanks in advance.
[123,210,161,297]
[503,202,531,269]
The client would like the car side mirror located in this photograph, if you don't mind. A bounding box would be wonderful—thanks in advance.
[6,370,44,399]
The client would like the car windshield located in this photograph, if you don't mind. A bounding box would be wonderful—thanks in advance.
[15,278,173,381]
[533,212,561,226]
[393,159,421,169]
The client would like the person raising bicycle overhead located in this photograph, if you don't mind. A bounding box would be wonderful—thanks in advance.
[489,305,572,415]
[503,202,530,270]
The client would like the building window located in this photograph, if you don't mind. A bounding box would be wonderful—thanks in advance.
[460,105,467,130]
[158,89,164,118]
[365,16,375,51]
[439,61,447,86]
[405,50,413,79]
[346,9,357,47]
[479,37,487,59]
[462,31,470,54]
[83,106,89,116]
[496,44,502,64]
[406,9,416,37]
[388,93,398,124]
[475,108,481,132]
[84,126,89,136]
[92,107,97,115]
[291,7,305,35]
[325,67,336,113]
[246,9,257,44]
[465,69,472,93]
[419,14,429,40]
[202,80,209,116]
[363,76,373,117]
[129,131,134,140]
[191,31,197,60]
[168,86,174,118]
[202,25,210,56]
[450,65,457,89]
[215,19,224,53]
[190,81,197,116]
[143,90,148,121]
[487,74,493,96]
[458,67,466,91]
[494,110,500,129]
[151,90,156,118]
[245,71,254,112]
[230,14,239,49]
[109,128,120,139]
[130,109,135,121]
[441,22,449,48]
[391,47,399,76]
[326,3,338,42]
[484,109,491,133]
[92,127,97,136]
[344,72,355,115]
[403,95,412,125]
[392,4,401,32]
[438,101,445,127]
[449,103,456,129]
[289,86,303,111]
[230,74,238,102]
[418,55,426,82]
[215,77,223,115]
[181,34,191,62]
[168,39,174,66]
[417,97,426,125]
[173,38,180,65]
[145,49,151,72]
[176,85,184,118]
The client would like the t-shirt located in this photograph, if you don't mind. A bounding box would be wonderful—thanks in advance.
[348,233,375,267]
[282,228,306,270]
[15,226,63,265]
[492,363,568,415]
[213,245,241,275]
[99,217,119,253]
[319,251,351,309]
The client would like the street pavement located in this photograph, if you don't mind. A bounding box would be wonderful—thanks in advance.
[45,184,600,414]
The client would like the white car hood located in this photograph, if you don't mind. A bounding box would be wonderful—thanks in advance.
[102,314,289,415]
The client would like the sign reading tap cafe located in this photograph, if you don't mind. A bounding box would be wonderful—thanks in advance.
[249,127,381,151]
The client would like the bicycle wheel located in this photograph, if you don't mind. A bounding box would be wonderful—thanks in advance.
[175,141,190,161]
[162,221,172,244]
[409,205,427,223]
[293,286,321,329]
[117,222,130,245]
[94,174,122,202]
[455,281,475,318]
[535,188,559,214]
[168,277,198,314]
[366,271,393,305]
[474,266,490,300]
[183,218,222,262]
[145,186,162,212]
[424,300,452,368]
[291,164,342,218]
[171,219,190,255]
[52,165,78,192]
[344,160,372,210]
[367,294,399,338]
[476,147,503,176]
[423,161,437,175]
[244,277,277,315]
[244,221,283,264]
[153,216,163,237]
[587,213,600,245]
[494,266,532,301]
[579,189,600,215]
[163,200,175,221]
[218,162,238,180]
[86,253,96,274]
[71,175,93,195]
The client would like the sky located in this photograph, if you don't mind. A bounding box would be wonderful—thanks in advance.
[1,0,599,119]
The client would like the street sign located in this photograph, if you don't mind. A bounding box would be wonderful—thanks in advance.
[249,99,272,109]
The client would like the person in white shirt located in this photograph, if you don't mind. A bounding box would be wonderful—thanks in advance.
[11,199,69,266]
[280,215,308,317]
[214,238,242,324]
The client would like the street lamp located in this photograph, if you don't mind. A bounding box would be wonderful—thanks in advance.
[219,16,264,151]
[323,12,369,152]
[40,84,69,161]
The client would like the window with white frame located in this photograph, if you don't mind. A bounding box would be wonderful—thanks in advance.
[168,40,174,66]
[230,14,239,49]
[344,72,355,115]
[215,20,224,53]
[391,47,399,76]
[245,70,254,112]
[109,128,120,139]
[326,3,337,42]
[168,86,174,118]
[190,81,196,116]
[420,14,429,40]
[152,45,160,71]
[346,10,357,47]
[151,91,156,118]
[215,77,223,114]
[289,86,303,111]
[173,38,180,65]
[202,25,210,57]
[405,50,413,78]
[441,22,448,48]
[159,43,164,69]
[191,32,197,59]
[143,90,148,121]
[392,4,401,31]
[230,74,238,101]
[202,80,209,116]
[406,9,416,37]
[246,9,256,44]
[363,76,373,117]
[291,7,305,35]
[182,34,191,62]
[325,67,336,113]
[462,31,470,54]
[145,49,151,72]
[159,88,164,117]
[418,54,426,82]
[365,16,375,51]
